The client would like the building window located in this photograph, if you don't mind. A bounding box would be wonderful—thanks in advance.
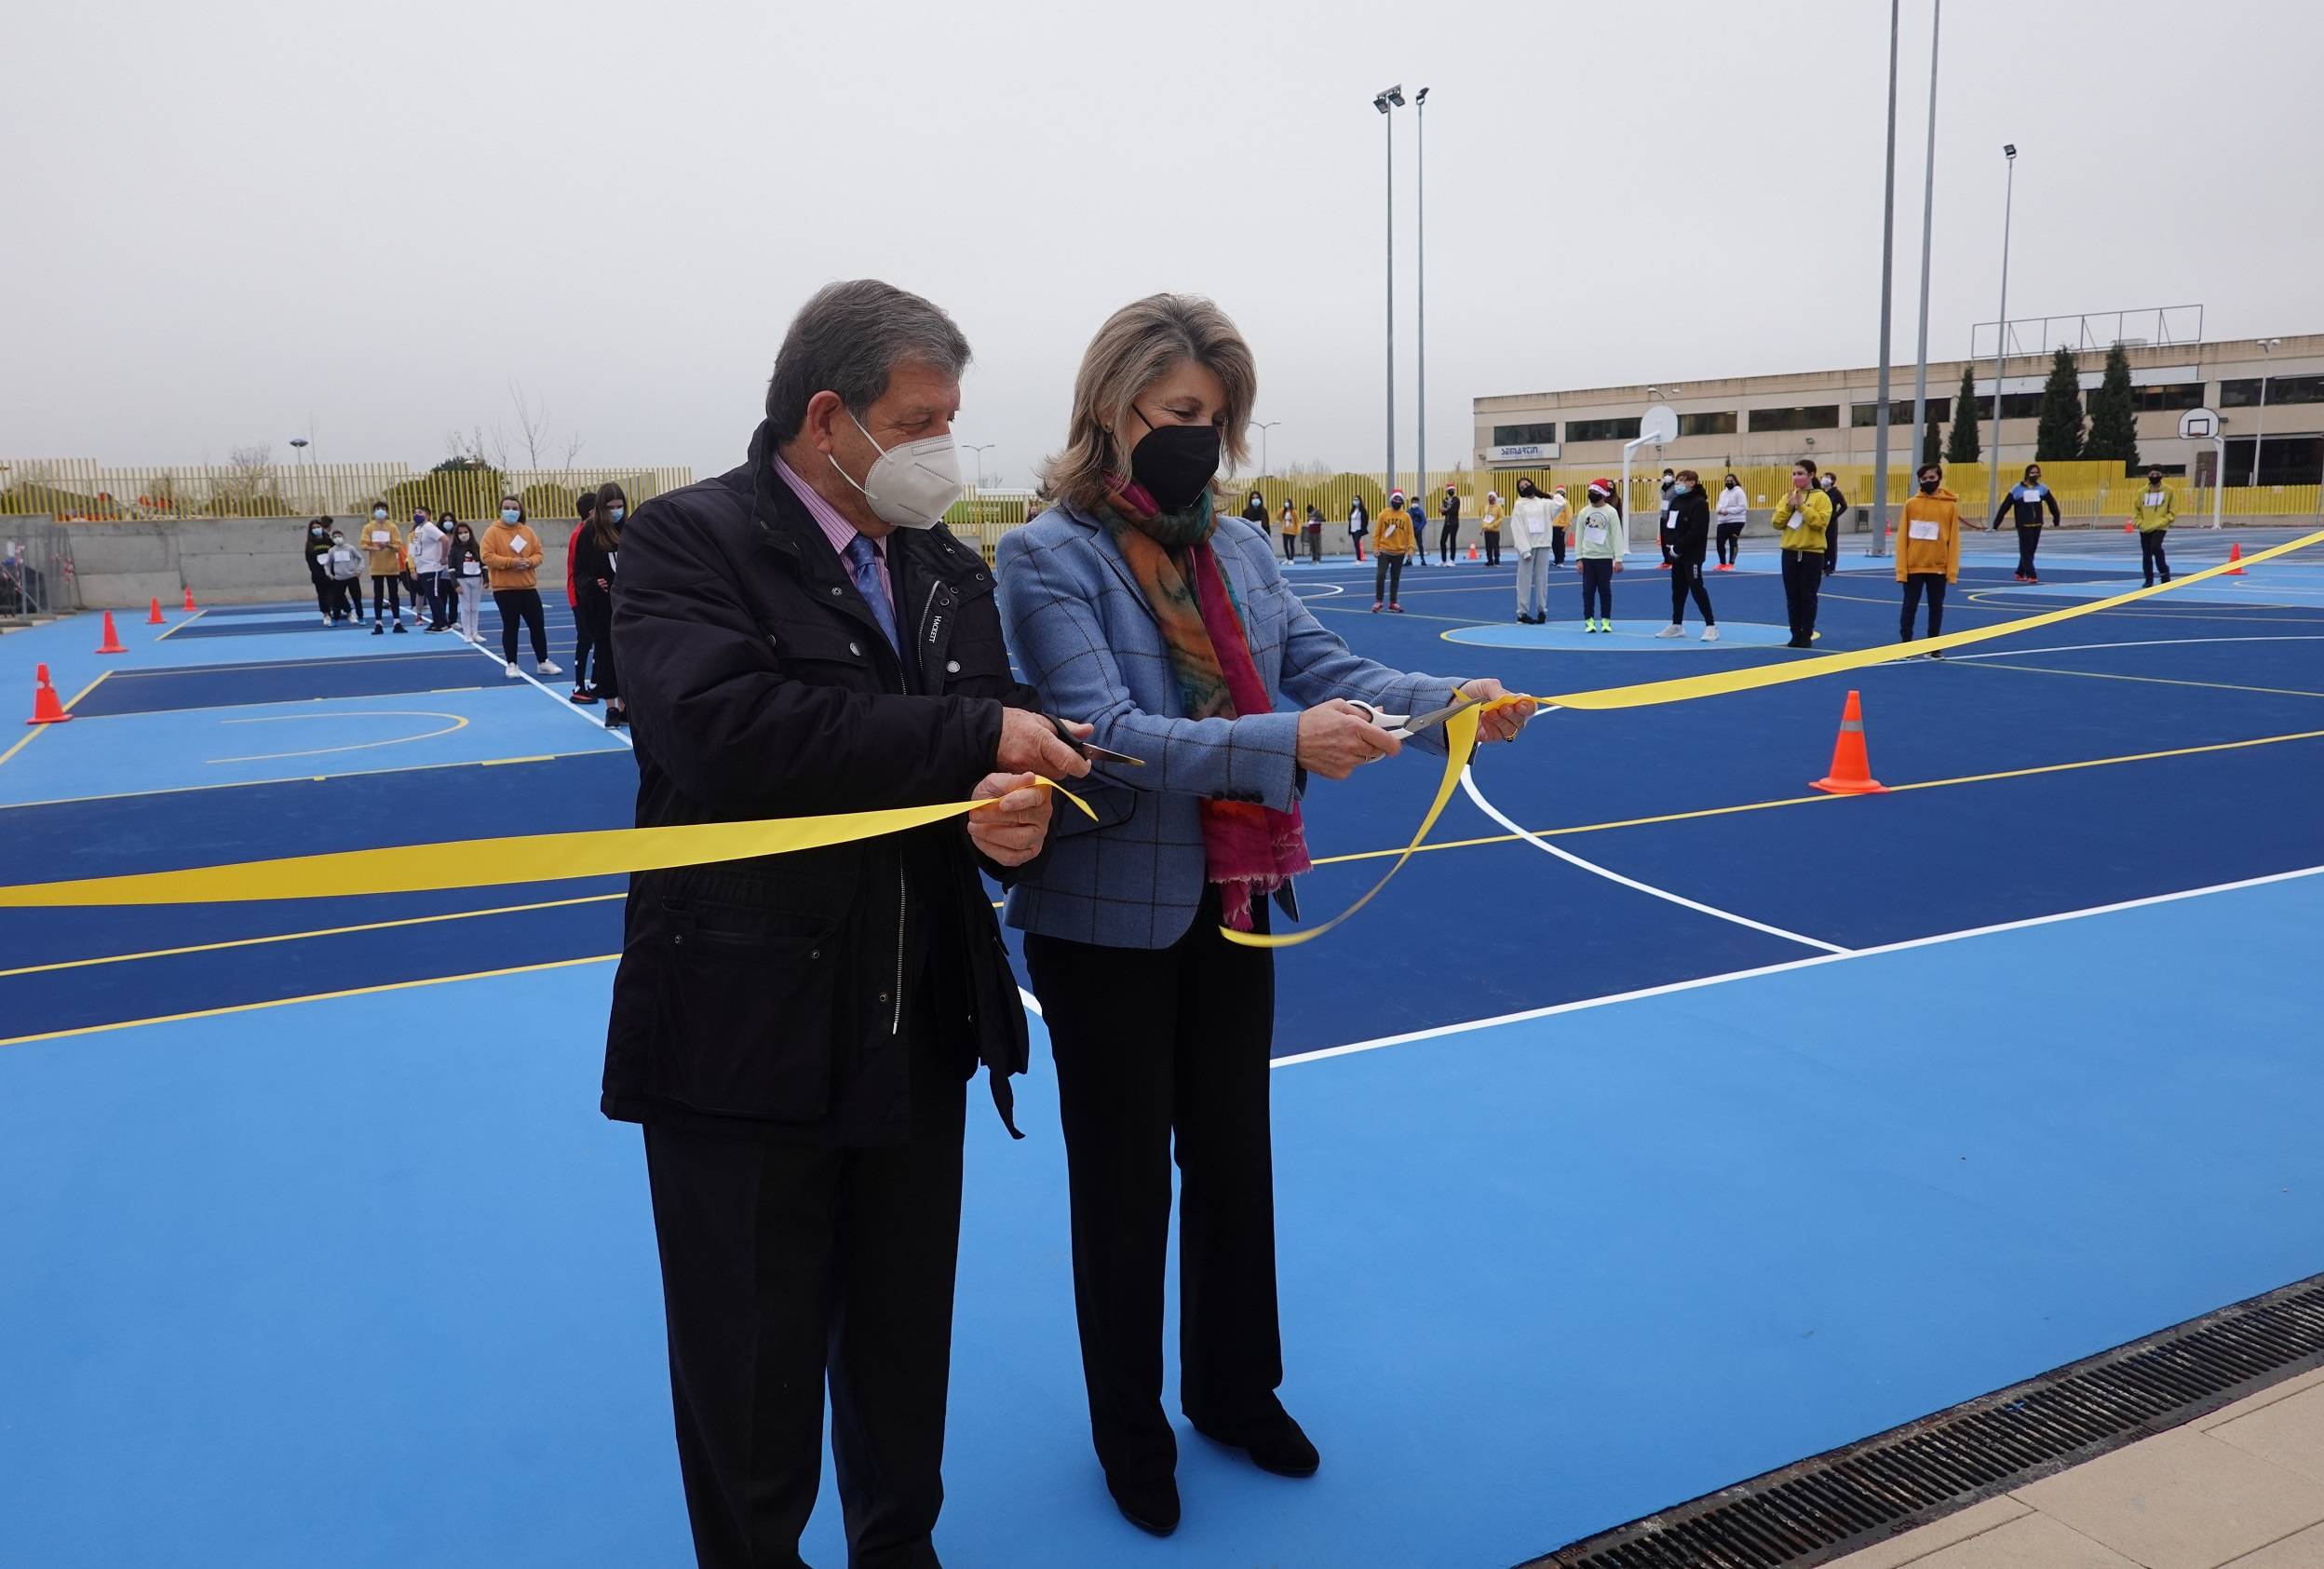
[2224,435,2323,487]
[2129,382,2206,413]
[1491,422,1558,446]
[1850,398,1952,427]
[1566,416,1642,442]
[1677,411,1737,437]
[1997,392,2044,419]
[2223,376,2324,408]
[1748,404,1839,433]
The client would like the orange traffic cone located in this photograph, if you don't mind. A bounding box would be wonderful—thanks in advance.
[1811,689,1887,795]
[146,596,165,625]
[1467,540,1479,561]
[2226,542,2245,575]
[2122,519,2135,533]
[96,610,127,655]
[182,587,197,611]
[26,663,72,724]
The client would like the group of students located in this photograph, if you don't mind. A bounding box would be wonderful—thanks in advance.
[297,482,633,728]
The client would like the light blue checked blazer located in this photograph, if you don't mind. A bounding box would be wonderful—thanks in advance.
[997,505,1455,950]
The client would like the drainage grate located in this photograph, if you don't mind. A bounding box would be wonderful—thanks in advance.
[1531,1271,2324,1569]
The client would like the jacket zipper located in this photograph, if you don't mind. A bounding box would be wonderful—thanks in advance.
[888,579,947,1038]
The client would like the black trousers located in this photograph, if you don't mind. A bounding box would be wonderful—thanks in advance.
[1901,573,1947,640]
[579,594,619,700]
[1439,520,1459,561]
[642,1073,966,1569]
[493,588,548,664]
[1669,559,1714,626]
[2016,523,2044,578]
[1715,524,1742,565]
[1551,525,1567,565]
[574,614,598,686]
[333,579,363,618]
[1305,527,1322,564]
[1023,896,1283,1481]
[1780,548,1823,645]
[1580,557,1614,620]
[1282,533,1298,562]
[308,568,334,616]
[369,574,401,620]
[1483,530,1502,565]
[2140,529,2171,585]
[1373,552,1405,604]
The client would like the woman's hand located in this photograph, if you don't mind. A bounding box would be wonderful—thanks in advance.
[1459,678,1536,744]
[966,772,1054,868]
[1297,699,1401,780]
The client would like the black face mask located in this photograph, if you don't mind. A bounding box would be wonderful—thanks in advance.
[1919,478,1940,494]
[1129,412,1223,511]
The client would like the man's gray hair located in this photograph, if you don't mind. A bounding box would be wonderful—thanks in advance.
[763,279,972,439]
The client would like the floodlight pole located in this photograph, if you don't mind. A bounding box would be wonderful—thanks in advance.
[1989,145,2018,525]
[1900,0,1941,559]
[1871,0,1900,555]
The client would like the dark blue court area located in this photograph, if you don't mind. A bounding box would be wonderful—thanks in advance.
[4,530,2320,1566]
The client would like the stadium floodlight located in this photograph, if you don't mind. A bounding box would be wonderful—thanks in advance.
[1374,88,1405,493]
[1989,142,2020,523]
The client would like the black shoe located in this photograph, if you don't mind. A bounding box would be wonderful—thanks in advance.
[604,706,628,729]
[390,620,407,634]
[1104,1469,1180,1537]
[371,622,384,636]
[1192,1410,1320,1479]
[1787,636,1810,649]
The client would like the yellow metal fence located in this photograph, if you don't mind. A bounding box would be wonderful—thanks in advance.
[0,459,695,525]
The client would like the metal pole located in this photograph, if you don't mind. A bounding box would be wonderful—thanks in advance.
[1416,91,1427,509]
[1989,149,2016,525]
[1871,0,1900,554]
[1385,110,1396,499]
[1905,0,1941,538]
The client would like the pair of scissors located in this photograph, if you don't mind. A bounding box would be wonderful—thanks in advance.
[1344,694,1482,738]
[1049,716,1145,767]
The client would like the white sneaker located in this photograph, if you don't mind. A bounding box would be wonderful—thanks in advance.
[1655,624,1685,639]
[1701,625,1721,642]
[538,660,563,676]
[505,661,520,678]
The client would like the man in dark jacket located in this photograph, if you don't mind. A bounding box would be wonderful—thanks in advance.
[1439,482,1461,563]
[1656,468,1718,639]
[605,278,1088,1569]
[1993,462,2063,582]
[1820,472,1848,575]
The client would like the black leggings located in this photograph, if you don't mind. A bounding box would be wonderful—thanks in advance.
[579,595,618,699]
[1900,574,1947,640]
[1483,531,1502,565]
[1551,526,1567,566]
[1715,524,1743,565]
[493,588,549,664]
[2140,529,2171,585]
[370,575,401,620]
[574,616,597,686]
[1282,533,1298,563]
[309,569,335,616]
[2016,523,2044,578]
[1780,549,1823,643]
[1439,521,1459,562]
[1580,558,1614,620]
[1373,553,1405,605]
[1670,559,1714,626]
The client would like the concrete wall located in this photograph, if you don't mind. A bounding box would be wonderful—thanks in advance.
[34,517,571,611]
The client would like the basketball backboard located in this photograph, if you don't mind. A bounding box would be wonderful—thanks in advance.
[2180,407,2219,440]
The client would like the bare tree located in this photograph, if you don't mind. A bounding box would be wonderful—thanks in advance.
[445,424,509,473]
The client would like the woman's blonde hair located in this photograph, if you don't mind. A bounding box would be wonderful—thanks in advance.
[1043,293,1256,511]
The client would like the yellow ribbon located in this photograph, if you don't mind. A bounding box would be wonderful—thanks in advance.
[0,527,2312,918]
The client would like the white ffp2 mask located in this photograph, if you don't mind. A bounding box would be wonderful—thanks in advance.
[832,411,964,530]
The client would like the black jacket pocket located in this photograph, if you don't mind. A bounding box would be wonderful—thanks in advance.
[645,900,844,1122]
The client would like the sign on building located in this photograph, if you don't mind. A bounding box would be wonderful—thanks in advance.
[1487,442,1561,463]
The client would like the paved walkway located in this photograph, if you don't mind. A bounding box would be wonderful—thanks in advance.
[1836,1368,2324,1568]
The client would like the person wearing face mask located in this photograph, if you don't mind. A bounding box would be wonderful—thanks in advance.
[321,527,367,621]
[567,491,601,697]
[1371,487,1413,610]
[1479,489,1503,566]
[997,292,1534,1539]
[1574,480,1626,631]
[574,482,627,727]
[1507,478,1561,624]
[1898,463,1974,657]
[1346,494,1369,561]
[1993,462,2061,583]
[1771,459,1832,647]
[1405,490,1430,569]
[1304,502,1323,563]
[1818,472,1848,576]
[428,510,461,631]
[1242,490,1267,526]
[1439,482,1461,564]
[480,495,561,678]
[1277,498,1299,563]
[407,507,450,633]
[604,279,1088,1569]
[1713,473,1749,569]
[1655,469,1718,641]
[2131,467,2177,587]
[302,517,336,625]
[444,519,486,642]
[358,501,406,634]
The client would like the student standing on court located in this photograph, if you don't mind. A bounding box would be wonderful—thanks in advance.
[998,292,1533,1540]
[1278,498,1299,563]
[1771,458,1833,648]
[407,507,450,633]
[1406,490,1430,569]
[1656,469,1717,641]
[1346,494,1369,561]
[322,525,365,622]
[1993,462,2061,583]
[302,518,336,624]
[1304,502,1324,563]
[1713,472,1749,569]
[1656,467,1676,567]
[445,520,486,642]
[574,481,627,727]
[359,501,406,634]
[1371,486,1413,611]
[480,494,561,678]
[2132,465,2176,586]
[1507,478,1558,624]
[1439,481,1461,563]
[1479,489,1504,566]
[604,279,1086,1569]
[1574,479,1625,632]
[1897,462,1970,657]
[1243,489,1268,528]
[568,491,600,697]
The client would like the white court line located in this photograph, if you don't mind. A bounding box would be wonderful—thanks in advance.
[1948,634,2324,660]
[1292,582,1347,600]
[1272,861,2324,1069]
[1459,761,1852,955]
[456,615,632,751]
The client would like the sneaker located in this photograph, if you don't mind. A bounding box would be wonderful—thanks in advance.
[505,661,520,678]
[390,620,408,634]
[1388,603,1405,614]
[604,706,628,729]
[1928,648,1946,661]
[1371,602,1383,613]
[1701,625,1721,642]
[1657,561,1672,571]
[319,615,332,626]
[2024,576,2041,586]
[371,623,384,636]
[1655,624,1684,639]
[1811,629,1823,642]
[422,623,439,634]
[538,660,563,676]
[571,687,599,705]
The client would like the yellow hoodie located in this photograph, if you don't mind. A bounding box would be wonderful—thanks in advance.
[1894,487,1965,582]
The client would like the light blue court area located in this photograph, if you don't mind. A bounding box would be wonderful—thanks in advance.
[1443,617,1793,652]
[0,684,626,805]
[4,871,2321,1568]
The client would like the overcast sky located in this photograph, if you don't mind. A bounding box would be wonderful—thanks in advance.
[7,0,2318,487]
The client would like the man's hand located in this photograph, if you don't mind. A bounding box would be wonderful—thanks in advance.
[1297,699,1401,780]
[1459,678,1536,744]
[996,708,1091,781]
[966,772,1053,868]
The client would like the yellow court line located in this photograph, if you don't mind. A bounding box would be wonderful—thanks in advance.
[0,893,627,980]
[1957,661,2324,700]
[65,670,113,709]
[1306,726,2324,870]
[206,709,469,765]
[0,725,47,770]
[0,747,615,812]
[0,953,619,1050]
[150,606,209,642]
